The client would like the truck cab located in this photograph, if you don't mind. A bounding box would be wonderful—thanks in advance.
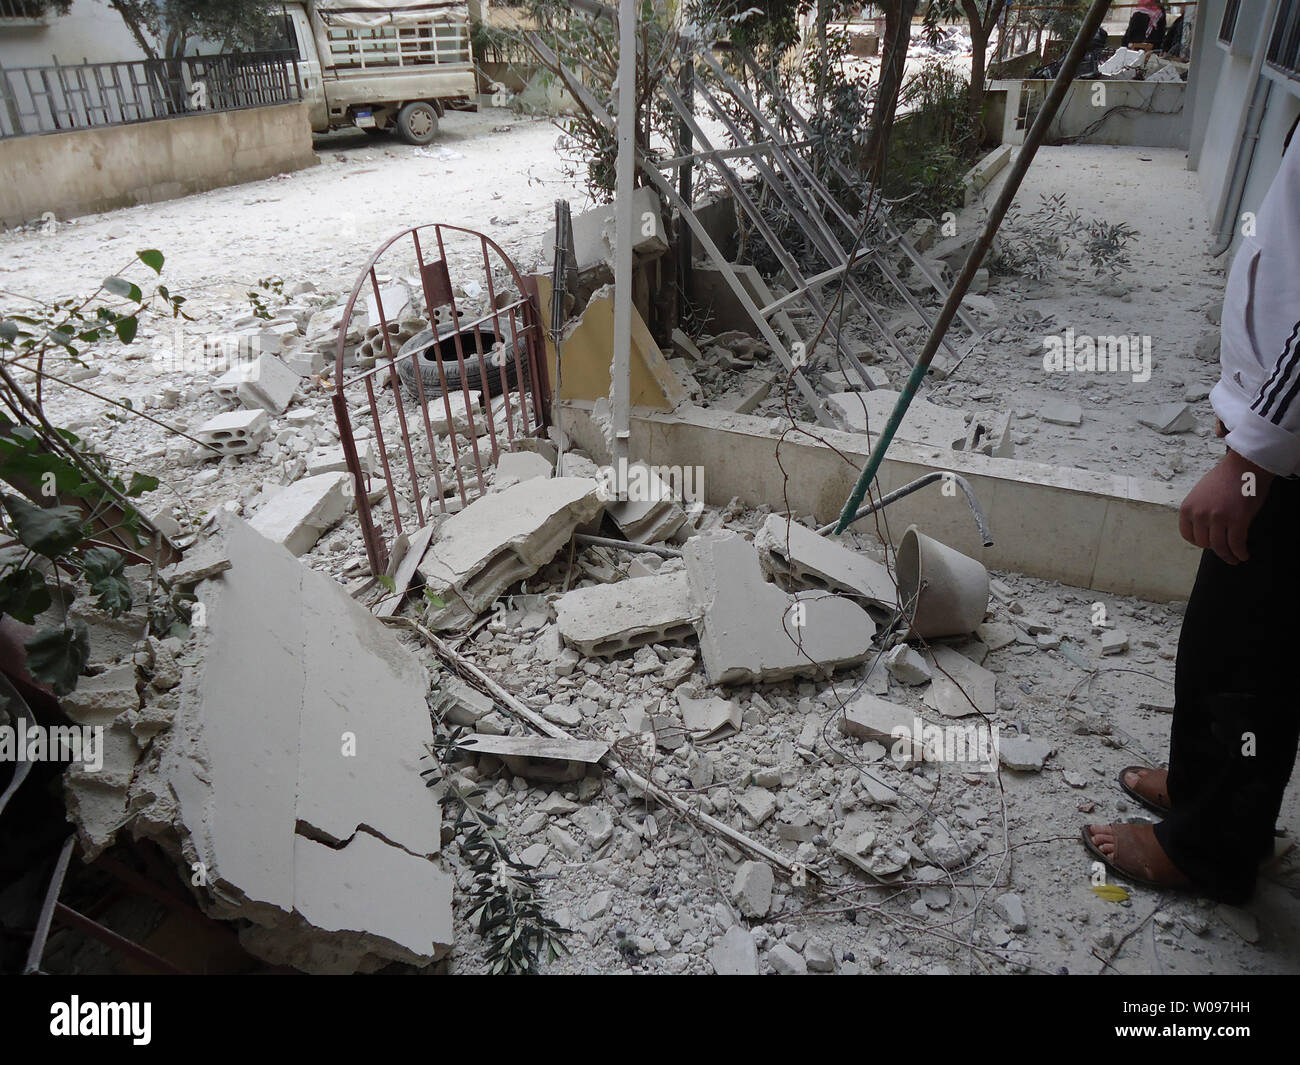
[277,1,477,144]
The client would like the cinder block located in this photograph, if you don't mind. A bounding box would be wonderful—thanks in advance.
[555,572,697,656]
[195,409,270,456]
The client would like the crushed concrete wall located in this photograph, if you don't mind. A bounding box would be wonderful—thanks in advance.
[122,516,452,973]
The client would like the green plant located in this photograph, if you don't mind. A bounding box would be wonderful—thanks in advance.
[880,59,978,220]
[246,275,284,321]
[423,706,568,974]
[0,250,193,693]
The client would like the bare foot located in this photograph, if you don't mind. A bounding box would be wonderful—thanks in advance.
[1123,767,1170,810]
[1084,822,1191,888]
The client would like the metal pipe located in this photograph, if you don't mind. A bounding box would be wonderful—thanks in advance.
[575,532,683,558]
[610,0,636,469]
[817,471,994,547]
[832,0,1113,535]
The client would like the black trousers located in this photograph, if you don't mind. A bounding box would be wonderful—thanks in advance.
[1154,476,1300,903]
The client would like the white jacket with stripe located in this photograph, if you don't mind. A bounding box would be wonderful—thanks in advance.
[1210,140,1300,476]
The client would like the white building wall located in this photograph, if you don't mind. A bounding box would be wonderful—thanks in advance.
[0,0,143,68]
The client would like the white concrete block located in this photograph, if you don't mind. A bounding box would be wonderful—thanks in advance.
[249,472,353,556]
[756,515,898,609]
[555,572,697,656]
[418,477,604,629]
[683,532,875,685]
[196,409,270,456]
[237,353,300,415]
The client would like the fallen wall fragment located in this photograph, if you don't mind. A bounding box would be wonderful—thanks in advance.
[117,516,452,973]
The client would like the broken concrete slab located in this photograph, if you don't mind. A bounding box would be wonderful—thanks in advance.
[998,734,1053,772]
[554,572,697,657]
[195,409,271,457]
[248,472,353,556]
[417,477,603,630]
[423,390,482,436]
[493,450,552,490]
[678,693,741,742]
[1137,402,1197,435]
[122,516,450,973]
[884,644,931,685]
[755,515,898,609]
[684,532,875,686]
[60,663,138,725]
[838,693,913,744]
[709,924,760,974]
[1039,399,1083,426]
[732,860,774,918]
[236,353,299,415]
[924,645,995,719]
[825,389,1013,457]
[1100,629,1130,655]
[457,734,608,783]
[604,461,689,545]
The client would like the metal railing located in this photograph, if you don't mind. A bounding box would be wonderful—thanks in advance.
[0,50,300,139]
[0,0,50,19]
[331,224,552,577]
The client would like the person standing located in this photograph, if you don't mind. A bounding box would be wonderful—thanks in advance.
[1083,124,1300,903]
[1122,0,1167,50]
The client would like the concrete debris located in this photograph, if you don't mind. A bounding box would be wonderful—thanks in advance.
[236,353,300,415]
[1100,629,1130,655]
[1039,399,1083,426]
[737,787,777,827]
[824,389,1013,458]
[884,644,931,685]
[731,860,774,917]
[493,450,553,490]
[838,693,913,745]
[684,532,875,686]
[755,515,898,609]
[924,645,995,719]
[1138,403,1197,435]
[994,892,1029,932]
[555,572,697,657]
[709,924,760,974]
[767,943,808,974]
[417,477,604,630]
[678,693,741,742]
[604,462,689,545]
[195,409,271,456]
[458,734,609,783]
[440,674,495,726]
[997,734,1054,772]
[60,663,139,724]
[111,517,452,973]
[248,472,354,556]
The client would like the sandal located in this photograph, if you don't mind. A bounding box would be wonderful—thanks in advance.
[1081,822,1191,892]
[1117,765,1171,816]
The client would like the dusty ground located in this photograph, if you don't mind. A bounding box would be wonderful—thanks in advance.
[5,112,1298,977]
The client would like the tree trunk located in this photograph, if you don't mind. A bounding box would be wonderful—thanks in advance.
[862,0,920,182]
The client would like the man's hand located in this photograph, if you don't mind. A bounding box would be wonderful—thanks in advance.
[1179,449,1273,564]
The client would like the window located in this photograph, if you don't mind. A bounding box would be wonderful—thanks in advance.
[1267,0,1300,77]
[1220,0,1243,44]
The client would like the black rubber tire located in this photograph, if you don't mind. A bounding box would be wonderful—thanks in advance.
[396,325,526,400]
[396,101,439,145]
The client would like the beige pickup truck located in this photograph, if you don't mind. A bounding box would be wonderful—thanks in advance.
[277,0,477,144]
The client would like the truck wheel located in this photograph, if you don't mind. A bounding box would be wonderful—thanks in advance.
[396,102,439,145]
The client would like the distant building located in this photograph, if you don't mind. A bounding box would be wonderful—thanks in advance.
[0,0,141,68]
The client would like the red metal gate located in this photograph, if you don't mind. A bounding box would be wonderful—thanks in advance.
[331,223,551,576]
